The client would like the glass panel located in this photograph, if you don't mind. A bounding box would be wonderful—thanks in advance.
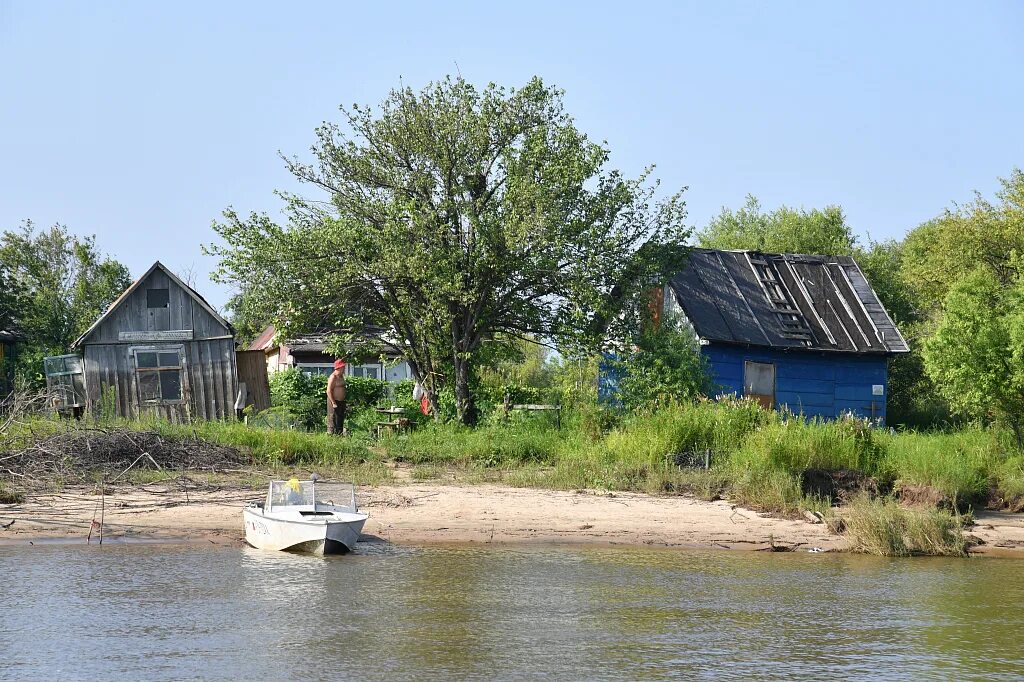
[147,288,169,308]
[744,362,775,396]
[138,371,160,401]
[158,352,180,368]
[268,480,315,509]
[64,356,83,374]
[71,374,86,402]
[315,483,356,511]
[44,356,67,376]
[136,352,158,369]
[159,370,181,400]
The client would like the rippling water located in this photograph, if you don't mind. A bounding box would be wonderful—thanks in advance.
[2,542,1023,680]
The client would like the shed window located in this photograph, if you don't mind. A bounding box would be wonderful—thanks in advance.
[134,346,184,403]
[147,288,169,308]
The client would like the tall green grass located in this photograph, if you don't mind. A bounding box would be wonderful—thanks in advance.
[4,400,1021,516]
[877,428,1002,506]
[841,494,969,557]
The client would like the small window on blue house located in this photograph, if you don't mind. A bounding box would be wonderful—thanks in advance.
[744,361,775,410]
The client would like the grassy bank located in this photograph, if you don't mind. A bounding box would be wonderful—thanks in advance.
[2,401,1020,555]
[378,401,1022,513]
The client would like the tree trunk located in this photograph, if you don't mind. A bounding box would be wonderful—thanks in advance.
[453,354,476,426]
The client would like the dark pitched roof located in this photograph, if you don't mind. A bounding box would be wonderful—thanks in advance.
[668,249,909,354]
[72,261,234,348]
[0,329,19,343]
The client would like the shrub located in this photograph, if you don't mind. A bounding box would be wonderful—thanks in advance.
[345,376,388,409]
[0,483,24,504]
[269,368,328,430]
[268,368,396,430]
[613,317,714,412]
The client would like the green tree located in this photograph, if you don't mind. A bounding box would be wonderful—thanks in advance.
[616,315,712,412]
[223,289,271,348]
[901,169,1024,314]
[924,267,1024,446]
[697,195,857,256]
[0,222,131,379]
[208,77,690,424]
[0,263,26,333]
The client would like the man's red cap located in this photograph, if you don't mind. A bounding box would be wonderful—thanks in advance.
[333,359,346,369]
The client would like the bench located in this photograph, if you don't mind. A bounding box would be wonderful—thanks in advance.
[502,403,562,429]
[375,418,412,438]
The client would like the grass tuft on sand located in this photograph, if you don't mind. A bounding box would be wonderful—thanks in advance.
[840,494,969,557]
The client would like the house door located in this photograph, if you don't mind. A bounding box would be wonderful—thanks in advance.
[744,361,775,409]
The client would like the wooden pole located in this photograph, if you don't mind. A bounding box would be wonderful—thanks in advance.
[99,476,105,545]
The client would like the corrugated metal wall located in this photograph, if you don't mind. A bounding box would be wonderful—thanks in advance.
[704,345,889,424]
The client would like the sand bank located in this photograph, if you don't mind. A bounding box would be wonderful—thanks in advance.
[1,482,1022,555]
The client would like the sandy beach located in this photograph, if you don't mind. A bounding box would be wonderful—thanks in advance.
[2,479,1023,555]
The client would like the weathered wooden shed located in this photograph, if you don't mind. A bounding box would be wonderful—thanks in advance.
[663,249,910,424]
[71,261,238,422]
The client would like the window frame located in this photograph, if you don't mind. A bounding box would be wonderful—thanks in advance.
[131,344,187,405]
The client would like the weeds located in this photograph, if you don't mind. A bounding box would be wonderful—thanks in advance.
[2,400,1021,524]
[0,483,24,504]
[841,494,969,557]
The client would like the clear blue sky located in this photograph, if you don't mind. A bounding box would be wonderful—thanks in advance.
[1,1,1021,310]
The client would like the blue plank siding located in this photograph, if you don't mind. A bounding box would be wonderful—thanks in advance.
[702,344,889,424]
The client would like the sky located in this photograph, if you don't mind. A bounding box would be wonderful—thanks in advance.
[1,1,1022,311]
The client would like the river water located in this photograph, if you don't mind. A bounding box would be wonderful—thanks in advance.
[2,542,1022,681]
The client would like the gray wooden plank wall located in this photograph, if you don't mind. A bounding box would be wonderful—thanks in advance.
[88,269,229,343]
[85,339,238,422]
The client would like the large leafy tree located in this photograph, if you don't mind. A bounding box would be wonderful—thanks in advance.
[0,222,131,379]
[696,195,857,256]
[0,263,26,333]
[209,77,690,424]
[901,169,1024,314]
[924,267,1024,446]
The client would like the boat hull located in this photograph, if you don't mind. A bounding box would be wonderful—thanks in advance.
[243,508,366,554]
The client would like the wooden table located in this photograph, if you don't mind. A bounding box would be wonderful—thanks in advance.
[375,406,411,437]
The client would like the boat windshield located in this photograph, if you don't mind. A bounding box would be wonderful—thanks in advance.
[268,480,315,509]
[314,483,357,512]
[266,481,357,512]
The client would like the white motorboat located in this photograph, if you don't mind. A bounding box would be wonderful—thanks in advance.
[243,478,368,554]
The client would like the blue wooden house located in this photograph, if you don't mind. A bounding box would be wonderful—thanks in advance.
[662,248,908,424]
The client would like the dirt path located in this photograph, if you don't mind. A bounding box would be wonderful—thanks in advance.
[1,482,1021,555]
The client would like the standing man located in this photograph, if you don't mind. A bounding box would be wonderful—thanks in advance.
[327,359,347,435]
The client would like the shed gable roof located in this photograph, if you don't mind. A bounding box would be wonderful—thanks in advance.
[668,249,908,354]
[72,261,233,348]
